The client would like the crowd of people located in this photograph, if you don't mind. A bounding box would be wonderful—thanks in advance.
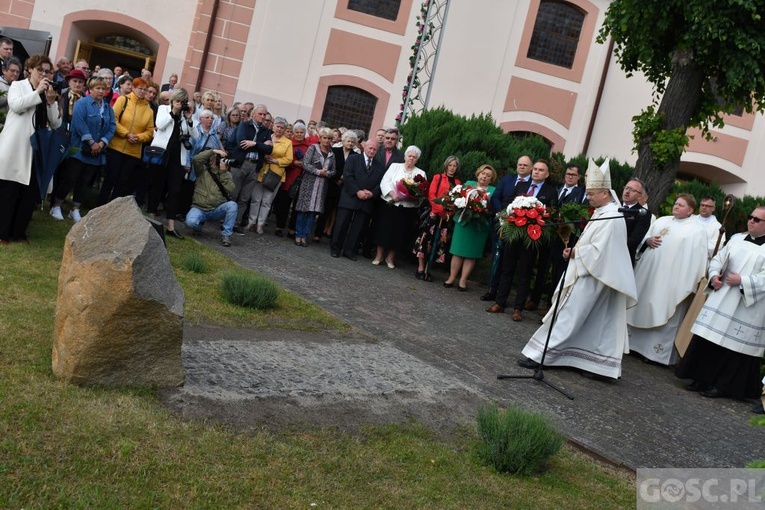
[0,46,763,412]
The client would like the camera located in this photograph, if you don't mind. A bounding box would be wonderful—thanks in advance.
[220,158,234,167]
[180,134,193,151]
[48,81,63,94]
[181,99,190,113]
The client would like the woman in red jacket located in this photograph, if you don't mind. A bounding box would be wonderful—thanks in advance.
[413,156,461,280]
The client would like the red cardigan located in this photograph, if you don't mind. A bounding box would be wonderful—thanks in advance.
[429,172,461,217]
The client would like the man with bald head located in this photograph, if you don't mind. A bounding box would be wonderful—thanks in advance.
[481,155,533,301]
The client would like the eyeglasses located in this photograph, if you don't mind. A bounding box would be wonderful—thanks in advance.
[35,68,52,75]
[78,67,90,72]
[748,215,764,223]
[623,186,643,195]
[565,172,579,177]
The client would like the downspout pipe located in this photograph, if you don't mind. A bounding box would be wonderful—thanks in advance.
[195,0,221,93]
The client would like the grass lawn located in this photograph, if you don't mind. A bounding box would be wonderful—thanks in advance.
[0,210,635,508]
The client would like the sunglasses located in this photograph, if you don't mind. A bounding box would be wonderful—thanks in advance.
[748,215,764,223]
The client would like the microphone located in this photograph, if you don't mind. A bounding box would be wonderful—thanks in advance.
[618,206,649,216]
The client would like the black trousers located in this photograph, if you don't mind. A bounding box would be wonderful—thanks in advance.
[0,172,39,241]
[332,207,369,255]
[148,158,185,219]
[53,157,97,206]
[494,241,536,309]
[99,149,140,205]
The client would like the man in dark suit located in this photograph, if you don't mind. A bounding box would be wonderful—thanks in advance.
[374,128,404,170]
[487,159,558,321]
[331,139,385,259]
[0,37,13,72]
[360,128,404,257]
[547,163,586,297]
[231,104,273,232]
[480,155,533,301]
[160,73,178,92]
[622,177,651,264]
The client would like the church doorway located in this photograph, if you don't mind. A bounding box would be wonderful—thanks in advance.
[74,35,156,78]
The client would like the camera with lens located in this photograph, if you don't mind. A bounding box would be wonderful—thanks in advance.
[181,99,190,113]
[180,134,193,151]
[48,81,63,94]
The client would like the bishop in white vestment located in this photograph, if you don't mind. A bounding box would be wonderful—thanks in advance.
[519,160,637,379]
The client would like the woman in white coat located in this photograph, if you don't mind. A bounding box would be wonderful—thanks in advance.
[147,88,197,239]
[0,54,61,243]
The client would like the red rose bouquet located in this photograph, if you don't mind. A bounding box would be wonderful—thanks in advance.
[434,184,491,228]
[394,174,429,200]
[498,196,552,248]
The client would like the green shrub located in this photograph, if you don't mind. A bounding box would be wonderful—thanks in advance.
[745,459,765,468]
[181,252,209,273]
[475,404,563,476]
[221,272,279,310]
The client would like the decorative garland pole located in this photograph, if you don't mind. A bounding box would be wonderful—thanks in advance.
[397,0,451,127]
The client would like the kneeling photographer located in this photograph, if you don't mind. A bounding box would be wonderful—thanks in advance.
[185,149,238,247]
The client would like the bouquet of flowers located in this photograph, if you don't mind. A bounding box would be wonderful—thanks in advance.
[435,184,491,228]
[553,202,592,245]
[394,174,429,200]
[498,196,552,248]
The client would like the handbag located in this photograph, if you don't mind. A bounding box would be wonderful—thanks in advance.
[261,168,282,191]
[417,200,433,230]
[288,173,303,200]
[142,145,167,166]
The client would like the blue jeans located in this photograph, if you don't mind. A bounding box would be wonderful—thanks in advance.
[185,201,238,236]
[295,211,316,239]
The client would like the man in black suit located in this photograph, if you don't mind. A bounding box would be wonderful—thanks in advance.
[231,104,273,232]
[547,163,586,296]
[331,139,385,259]
[480,155,533,302]
[487,159,558,321]
[621,177,651,264]
[160,73,178,92]
[360,128,404,257]
[0,37,13,72]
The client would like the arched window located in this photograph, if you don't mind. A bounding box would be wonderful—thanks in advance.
[347,0,401,21]
[321,85,377,136]
[527,0,585,69]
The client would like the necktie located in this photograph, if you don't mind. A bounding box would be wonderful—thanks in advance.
[560,187,569,201]
[526,183,537,197]
[366,158,371,170]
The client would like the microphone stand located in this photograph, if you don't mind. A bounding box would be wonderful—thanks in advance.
[498,214,631,400]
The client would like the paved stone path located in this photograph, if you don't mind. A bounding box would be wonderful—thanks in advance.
[171,225,764,470]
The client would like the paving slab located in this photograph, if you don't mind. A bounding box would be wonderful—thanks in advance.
[172,226,764,470]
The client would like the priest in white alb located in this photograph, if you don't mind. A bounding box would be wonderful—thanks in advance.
[627,194,709,365]
[694,195,725,258]
[517,160,638,379]
[676,206,765,399]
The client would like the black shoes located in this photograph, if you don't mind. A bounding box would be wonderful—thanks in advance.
[343,252,357,261]
[700,387,725,398]
[480,292,496,301]
[331,251,340,258]
[166,229,184,240]
[415,271,425,280]
[517,357,540,370]
[685,380,710,392]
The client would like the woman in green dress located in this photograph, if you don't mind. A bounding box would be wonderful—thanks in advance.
[444,164,497,291]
